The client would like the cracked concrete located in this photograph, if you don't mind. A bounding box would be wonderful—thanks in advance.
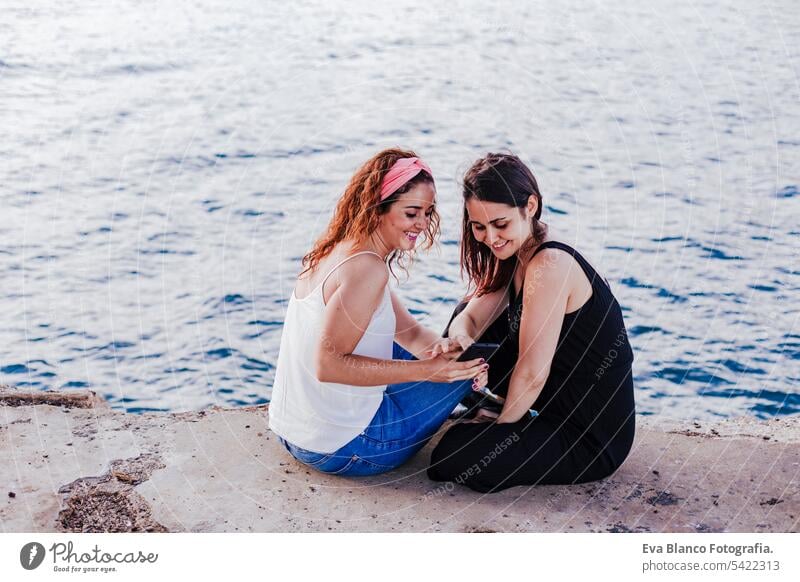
[1,387,798,533]
[56,453,168,532]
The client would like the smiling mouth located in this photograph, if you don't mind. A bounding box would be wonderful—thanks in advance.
[491,240,509,250]
[404,231,420,242]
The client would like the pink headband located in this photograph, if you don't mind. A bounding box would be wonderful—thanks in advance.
[379,157,433,201]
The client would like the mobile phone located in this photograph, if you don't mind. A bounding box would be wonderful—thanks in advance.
[456,342,501,362]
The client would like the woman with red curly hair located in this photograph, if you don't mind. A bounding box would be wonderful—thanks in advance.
[268,148,488,476]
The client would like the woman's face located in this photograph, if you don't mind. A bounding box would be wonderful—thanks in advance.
[465,197,536,260]
[375,181,436,252]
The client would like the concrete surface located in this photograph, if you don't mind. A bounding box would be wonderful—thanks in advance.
[1,387,798,533]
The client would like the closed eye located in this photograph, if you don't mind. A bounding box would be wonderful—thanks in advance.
[407,211,435,219]
[472,222,507,230]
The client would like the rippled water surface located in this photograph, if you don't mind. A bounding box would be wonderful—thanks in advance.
[1,0,798,418]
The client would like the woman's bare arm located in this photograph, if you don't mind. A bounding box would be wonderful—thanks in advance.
[315,256,485,385]
[496,250,571,423]
[446,286,510,347]
[390,290,442,358]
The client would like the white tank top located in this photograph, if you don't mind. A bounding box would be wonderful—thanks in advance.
[267,251,396,453]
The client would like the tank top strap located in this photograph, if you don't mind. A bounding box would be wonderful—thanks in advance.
[531,241,603,290]
[319,250,387,290]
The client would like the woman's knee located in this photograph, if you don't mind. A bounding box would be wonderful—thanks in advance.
[426,424,485,480]
[392,342,417,360]
[427,429,465,481]
[427,442,508,493]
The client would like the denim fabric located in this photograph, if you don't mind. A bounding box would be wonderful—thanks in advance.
[277,343,473,476]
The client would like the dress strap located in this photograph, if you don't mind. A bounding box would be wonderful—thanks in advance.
[319,251,386,290]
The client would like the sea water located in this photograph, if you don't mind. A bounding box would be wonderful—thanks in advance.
[1,0,797,418]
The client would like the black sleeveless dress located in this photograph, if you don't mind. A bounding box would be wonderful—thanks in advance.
[428,241,636,493]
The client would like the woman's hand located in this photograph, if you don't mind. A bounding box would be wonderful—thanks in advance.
[472,366,489,392]
[426,334,475,360]
[421,355,487,383]
[464,370,500,423]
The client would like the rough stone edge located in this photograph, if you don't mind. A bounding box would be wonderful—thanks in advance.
[637,414,800,443]
[3,387,796,443]
[0,386,110,410]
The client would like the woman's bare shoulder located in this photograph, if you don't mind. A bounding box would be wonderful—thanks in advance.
[339,251,387,276]
[524,246,574,282]
[523,246,592,312]
[325,251,389,297]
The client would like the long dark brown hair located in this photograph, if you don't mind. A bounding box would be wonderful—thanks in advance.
[300,148,439,279]
[461,152,547,296]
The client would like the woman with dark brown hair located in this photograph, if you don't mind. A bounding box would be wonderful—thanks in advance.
[268,148,489,476]
[427,152,636,492]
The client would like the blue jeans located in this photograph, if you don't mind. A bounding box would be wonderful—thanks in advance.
[276,343,474,476]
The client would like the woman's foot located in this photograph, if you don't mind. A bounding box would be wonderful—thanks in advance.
[461,407,499,424]
[448,403,471,419]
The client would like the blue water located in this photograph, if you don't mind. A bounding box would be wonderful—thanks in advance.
[1,0,798,419]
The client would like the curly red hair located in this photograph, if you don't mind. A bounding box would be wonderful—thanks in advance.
[300,148,440,278]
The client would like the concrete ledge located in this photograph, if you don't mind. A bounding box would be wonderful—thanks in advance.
[1,387,798,533]
[0,387,110,410]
